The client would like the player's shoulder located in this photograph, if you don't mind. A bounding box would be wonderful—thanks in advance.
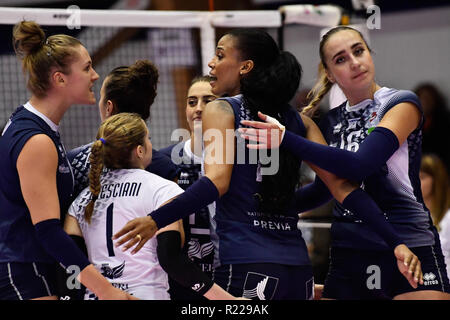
[130,168,180,189]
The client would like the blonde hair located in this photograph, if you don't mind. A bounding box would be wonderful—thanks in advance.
[84,113,148,223]
[421,154,450,230]
[302,26,371,115]
[302,62,333,116]
[13,20,82,97]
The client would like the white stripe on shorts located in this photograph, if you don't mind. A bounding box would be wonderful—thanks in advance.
[32,263,52,297]
[7,263,23,300]
[226,265,233,292]
[430,245,445,292]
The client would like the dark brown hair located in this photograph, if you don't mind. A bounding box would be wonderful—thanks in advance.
[103,60,159,121]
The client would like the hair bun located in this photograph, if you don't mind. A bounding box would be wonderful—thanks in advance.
[12,21,46,57]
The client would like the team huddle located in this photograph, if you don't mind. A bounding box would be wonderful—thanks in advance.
[0,20,449,300]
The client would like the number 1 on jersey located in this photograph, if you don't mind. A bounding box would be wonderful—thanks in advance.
[106,203,115,257]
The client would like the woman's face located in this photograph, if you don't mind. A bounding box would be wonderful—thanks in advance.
[208,34,245,97]
[185,81,216,131]
[420,170,434,199]
[322,30,375,96]
[64,45,99,105]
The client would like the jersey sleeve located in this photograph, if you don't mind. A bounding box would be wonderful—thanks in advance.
[140,175,184,214]
[378,90,423,128]
[9,127,44,165]
[67,187,92,225]
[67,143,93,199]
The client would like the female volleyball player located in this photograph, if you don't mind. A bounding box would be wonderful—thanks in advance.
[0,21,134,300]
[68,60,179,200]
[239,26,450,299]
[64,113,238,300]
[159,75,217,300]
[113,29,422,299]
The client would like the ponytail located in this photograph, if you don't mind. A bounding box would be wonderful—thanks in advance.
[84,113,147,224]
[85,140,104,224]
[302,62,333,117]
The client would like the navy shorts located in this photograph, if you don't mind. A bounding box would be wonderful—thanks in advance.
[322,245,450,300]
[0,262,57,300]
[213,263,314,300]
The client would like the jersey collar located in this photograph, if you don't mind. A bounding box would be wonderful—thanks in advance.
[24,101,59,133]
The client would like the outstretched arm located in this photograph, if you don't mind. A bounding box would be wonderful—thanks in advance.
[113,100,235,249]
[240,101,421,182]
[18,135,136,300]
[294,176,332,213]
[252,114,423,287]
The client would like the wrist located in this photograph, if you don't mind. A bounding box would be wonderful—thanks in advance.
[78,265,114,299]
[264,114,286,143]
[144,214,159,231]
[203,283,235,300]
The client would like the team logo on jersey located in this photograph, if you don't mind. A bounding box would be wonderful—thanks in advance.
[367,111,378,134]
[242,272,278,300]
[188,239,214,259]
[191,282,206,292]
[100,261,125,279]
[423,272,439,286]
[347,118,359,130]
[58,164,71,173]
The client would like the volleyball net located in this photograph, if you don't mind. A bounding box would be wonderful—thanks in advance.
[0,5,341,150]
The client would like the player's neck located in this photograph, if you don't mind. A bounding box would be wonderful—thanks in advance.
[29,94,70,125]
[190,125,203,158]
[346,83,381,106]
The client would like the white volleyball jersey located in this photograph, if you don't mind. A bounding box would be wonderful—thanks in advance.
[68,168,183,300]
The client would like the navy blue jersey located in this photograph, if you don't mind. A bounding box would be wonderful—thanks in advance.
[160,141,214,300]
[68,144,179,200]
[320,87,434,250]
[214,95,310,267]
[0,103,74,263]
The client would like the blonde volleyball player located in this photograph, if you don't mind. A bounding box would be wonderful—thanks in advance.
[64,113,238,300]
[0,21,134,300]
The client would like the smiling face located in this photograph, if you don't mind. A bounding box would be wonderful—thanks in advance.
[208,34,246,97]
[322,29,376,102]
[63,45,99,105]
[185,80,216,131]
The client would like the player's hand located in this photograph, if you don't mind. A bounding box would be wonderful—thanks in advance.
[394,244,423,288]
[99,287,140,300]
[112,216,158,254]
[238,111,285,149]
[314,284,324,300]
